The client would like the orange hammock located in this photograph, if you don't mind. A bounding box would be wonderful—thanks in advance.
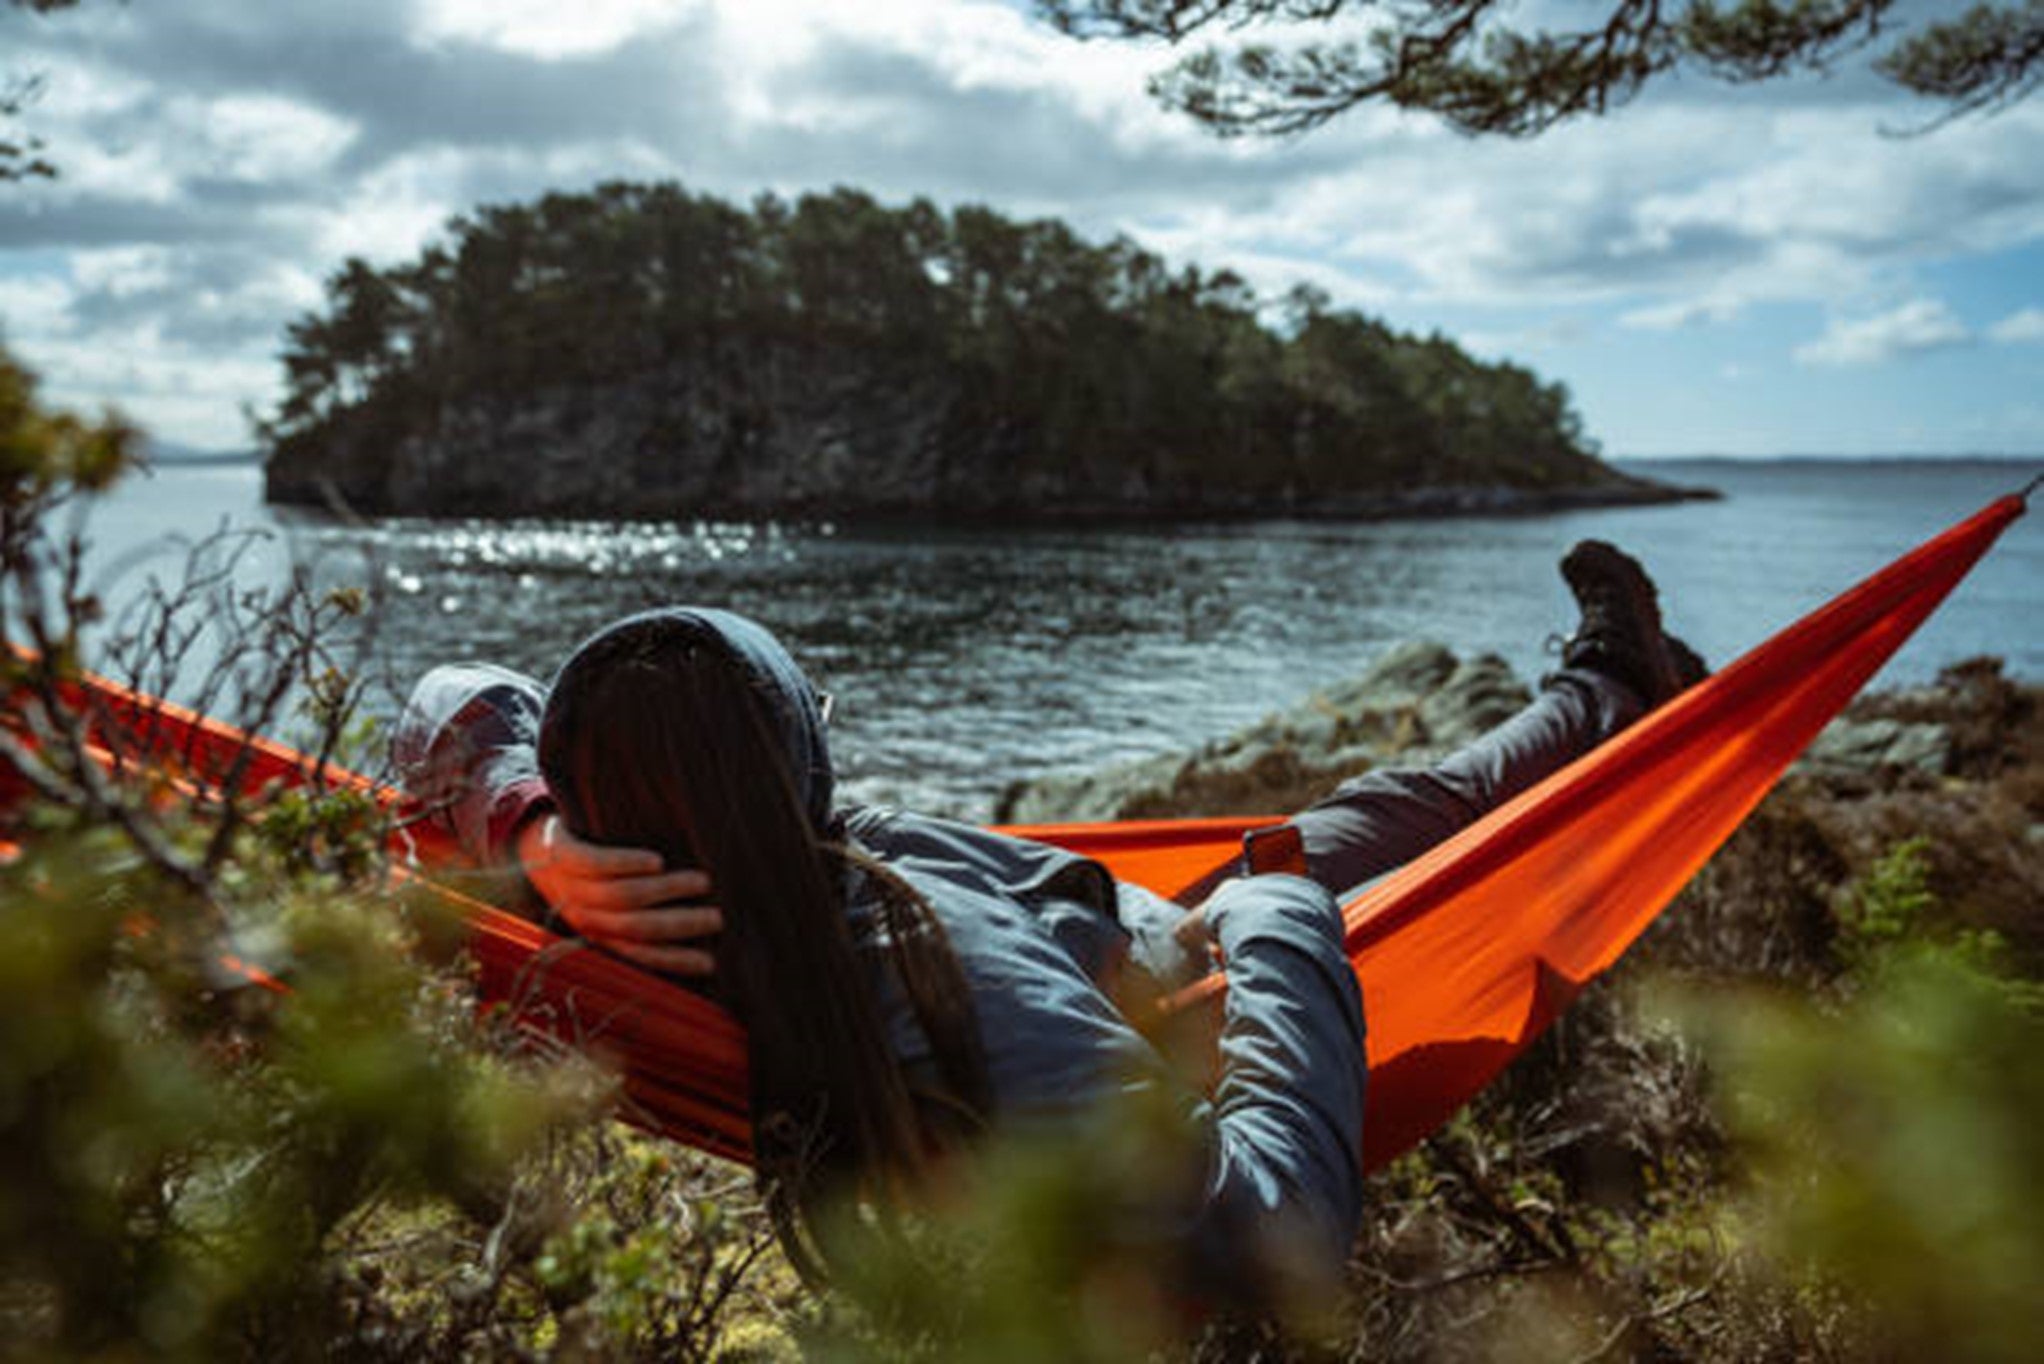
[7,493,2027,1169]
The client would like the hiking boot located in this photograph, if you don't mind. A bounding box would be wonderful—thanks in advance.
[1559,540,1689,706]
[1666,633,1711,693]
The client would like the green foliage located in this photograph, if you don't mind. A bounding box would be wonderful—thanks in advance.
[1837,836,2044,1010]
[1835,832,1937,959]
[799,1086,1344,1363]
[1677,841,2044,1363]
[1036,0,2044,137]
[2,348,142,707]
[0,346,795,1360]
[1,349,137,496]
[259,182,1611,515]
[818,1132,1175,1358]
[0,793,612,1358]
[1694,958,2044,1361]
[511,1132,794,1360]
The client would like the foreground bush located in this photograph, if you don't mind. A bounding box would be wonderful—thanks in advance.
[1,347,797,1361]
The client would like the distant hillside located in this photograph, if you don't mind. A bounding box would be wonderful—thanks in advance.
[260,182,1700,521]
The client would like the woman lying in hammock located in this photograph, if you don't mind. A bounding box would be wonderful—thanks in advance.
[393,541,1702,1301]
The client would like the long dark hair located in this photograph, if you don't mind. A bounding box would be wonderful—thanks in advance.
[536,615,991,1275]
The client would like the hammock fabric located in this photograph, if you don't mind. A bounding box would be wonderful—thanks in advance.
[4,494,2027,1170]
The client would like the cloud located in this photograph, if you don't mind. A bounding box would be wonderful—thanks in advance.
[21,3,726,178]
[2,0,2042,448]
[414,0,687,59]
[1793,299,1972,367]
[1989,306,2044,343]
[65,245,322,349]
[0,275,75,338]
[1117,96,2044,322]
[1620,297,1744,331]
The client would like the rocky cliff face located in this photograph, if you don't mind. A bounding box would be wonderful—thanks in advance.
[263,346,1698,522]
[266,350,961,519]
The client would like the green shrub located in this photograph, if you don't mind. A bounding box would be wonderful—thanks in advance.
[1682,840,2044,1363]
[1,345,792,1361]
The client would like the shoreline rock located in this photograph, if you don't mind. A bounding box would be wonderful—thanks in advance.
[267,468,1718,526]
[994,640,1534,824]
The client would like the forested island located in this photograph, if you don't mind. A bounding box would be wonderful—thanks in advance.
[261,183,1698,521]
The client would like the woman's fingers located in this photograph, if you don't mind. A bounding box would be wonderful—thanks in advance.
[561,903,723,944]
[549,827,664,876]
[527,814,662,876]
[518,812,710,907]
[559,901,724,977]
[572,869,710,911]
[606,941,718,977]
[516,813,724,972]
[557,902,723,978]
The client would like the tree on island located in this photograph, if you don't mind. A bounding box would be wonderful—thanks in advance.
[260,183,1642,519]
[1035,0,2044,137]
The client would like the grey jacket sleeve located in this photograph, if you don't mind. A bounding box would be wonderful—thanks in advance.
[390,663,554,865]
[1187,872,1368,1293]
[844,807,1133,982]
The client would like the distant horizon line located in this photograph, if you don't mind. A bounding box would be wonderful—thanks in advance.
[1614,452,2044,465]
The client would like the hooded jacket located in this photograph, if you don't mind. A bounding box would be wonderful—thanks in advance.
[394,621,1367,1295]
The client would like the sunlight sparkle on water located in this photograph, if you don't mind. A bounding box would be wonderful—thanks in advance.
[80,461,2044,819]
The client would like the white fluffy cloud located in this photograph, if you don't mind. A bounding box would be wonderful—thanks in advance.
[1989,306,2044,343]
[1794,299,1972,367]
[414,0,688,58]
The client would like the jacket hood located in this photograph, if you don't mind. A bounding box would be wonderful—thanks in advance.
[542,606,835,832]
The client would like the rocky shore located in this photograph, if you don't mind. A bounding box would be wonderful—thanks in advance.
[994,639,1535,823]
[995,644,2043,934]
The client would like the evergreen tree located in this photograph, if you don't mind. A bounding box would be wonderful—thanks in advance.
[261,182,1631,518]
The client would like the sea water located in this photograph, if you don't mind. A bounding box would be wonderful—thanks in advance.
[79,457,2042,817]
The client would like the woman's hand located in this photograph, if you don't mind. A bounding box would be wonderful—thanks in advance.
[1173,878,1236,961]
[514,812,723,977]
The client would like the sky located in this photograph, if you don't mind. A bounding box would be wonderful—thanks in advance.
[1,0,2041,458]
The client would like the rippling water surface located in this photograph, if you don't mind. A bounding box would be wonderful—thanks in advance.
[83,459,2042,818]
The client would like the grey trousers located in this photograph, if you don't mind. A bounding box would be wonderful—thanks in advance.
[1288,668,1644,901]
